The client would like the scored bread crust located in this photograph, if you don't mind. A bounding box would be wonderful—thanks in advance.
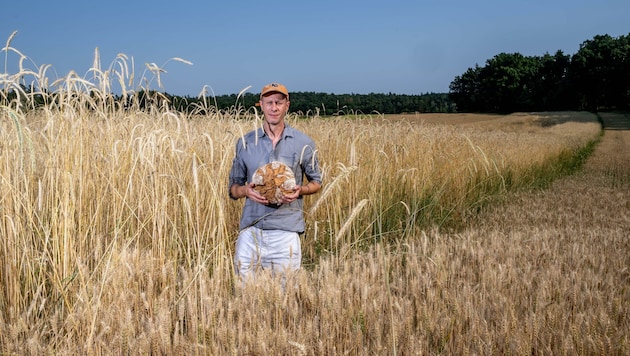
[252,161,297,204]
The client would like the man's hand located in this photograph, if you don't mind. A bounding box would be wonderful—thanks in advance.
[245,182,269,205]
[279,186,300,205]
[231,182,270,205]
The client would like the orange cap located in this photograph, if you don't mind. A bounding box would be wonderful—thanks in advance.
[260,82,289,99]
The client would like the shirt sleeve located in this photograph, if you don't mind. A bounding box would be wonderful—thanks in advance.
[300,137,323,185]
[228,141,247,200]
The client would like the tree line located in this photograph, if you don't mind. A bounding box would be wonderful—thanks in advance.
[168,91,455,115]
[448,33,630,113]
[1,86,453,115]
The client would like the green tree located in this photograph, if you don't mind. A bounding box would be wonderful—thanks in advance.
[480,52,541,112]
[570,33,630,110]
[449,65,482,112]
[531,51,573,110]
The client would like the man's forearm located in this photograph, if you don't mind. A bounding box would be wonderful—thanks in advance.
[300,181,322,196]
[230,184,247,199]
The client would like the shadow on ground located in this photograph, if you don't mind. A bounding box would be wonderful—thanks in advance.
[599,112,630,130]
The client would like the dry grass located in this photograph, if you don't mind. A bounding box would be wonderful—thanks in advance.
[1,40,627,354]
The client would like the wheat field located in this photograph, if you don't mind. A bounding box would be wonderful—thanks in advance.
[1,40,628,354]
[2,100,627,354]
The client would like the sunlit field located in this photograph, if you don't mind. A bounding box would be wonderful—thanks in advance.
[1,39,627,354]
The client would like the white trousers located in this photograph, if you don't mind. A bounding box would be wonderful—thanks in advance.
[234,227,301,279]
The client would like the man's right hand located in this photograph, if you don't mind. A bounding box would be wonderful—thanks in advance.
[244,182,269,205]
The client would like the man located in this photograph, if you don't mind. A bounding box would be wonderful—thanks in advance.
[228,82,322,280]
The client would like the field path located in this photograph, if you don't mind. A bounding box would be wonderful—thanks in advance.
[385,111,629,230]
[470,112,629,234]
[451,112,629,351]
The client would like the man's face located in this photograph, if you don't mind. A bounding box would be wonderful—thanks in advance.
[260,93,290,125]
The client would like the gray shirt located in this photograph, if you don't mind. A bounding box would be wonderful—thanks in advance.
[228,124,322,233]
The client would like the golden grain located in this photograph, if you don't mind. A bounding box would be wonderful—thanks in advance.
[1,42,628,353]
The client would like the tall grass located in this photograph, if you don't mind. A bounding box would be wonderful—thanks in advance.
[2,36,625,354]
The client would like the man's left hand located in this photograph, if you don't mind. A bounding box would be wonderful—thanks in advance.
[279,186,301,205]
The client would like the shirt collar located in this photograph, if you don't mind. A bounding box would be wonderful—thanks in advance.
[258,123,294,139]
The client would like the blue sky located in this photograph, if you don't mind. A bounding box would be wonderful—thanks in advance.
[2,1,629,96]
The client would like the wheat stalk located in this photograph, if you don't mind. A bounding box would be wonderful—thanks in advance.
[335,198,369,243]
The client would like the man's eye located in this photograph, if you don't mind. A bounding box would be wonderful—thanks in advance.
[265,100,285,106]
